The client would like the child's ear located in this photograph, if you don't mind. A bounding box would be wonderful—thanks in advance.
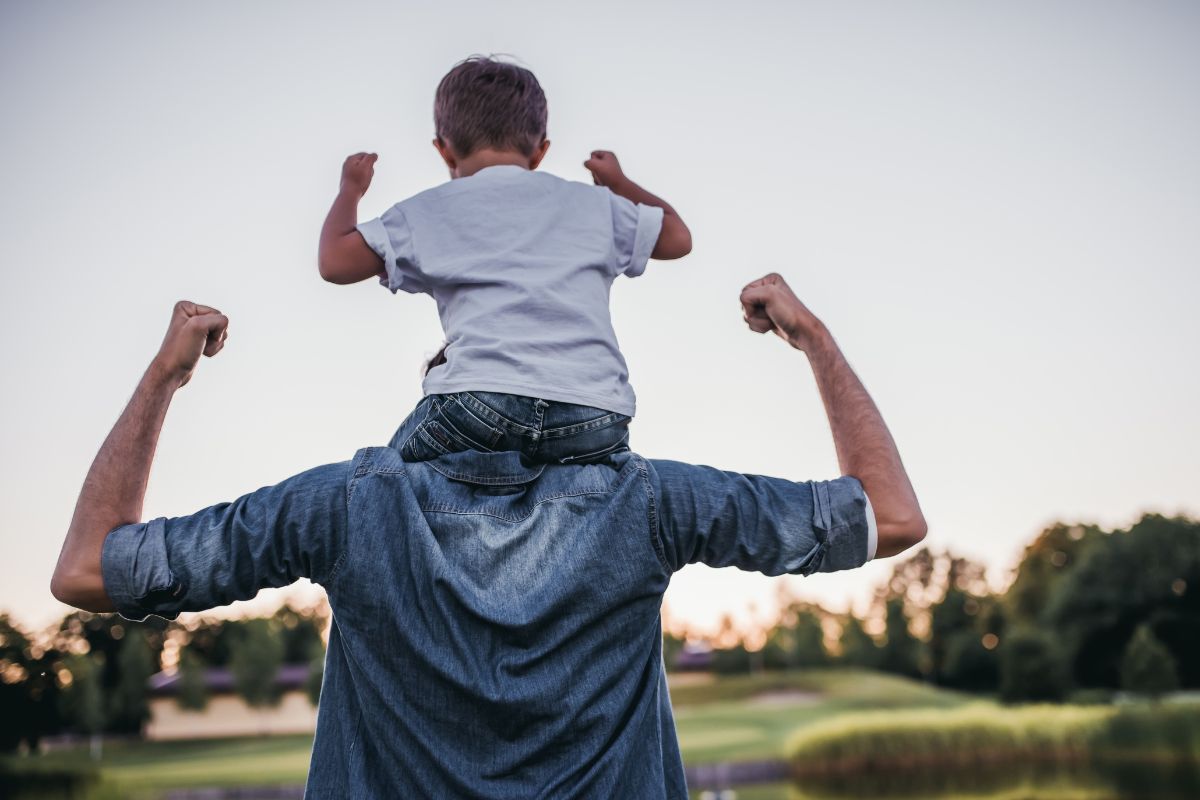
[433,137,458,175]
[529,139,551,170]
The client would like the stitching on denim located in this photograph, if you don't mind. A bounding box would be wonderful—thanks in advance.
[427,460,546,486]
[635,457,671,574]
[444,395,504,447]
[432,411,497,452]
[421,487,607,522]
[460,392,537,435]
[539,412,627,439]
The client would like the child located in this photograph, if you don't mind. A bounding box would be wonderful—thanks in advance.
[318,56,691,464]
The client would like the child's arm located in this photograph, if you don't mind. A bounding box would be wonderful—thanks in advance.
[318,153,386,284]
[584,150,692,260]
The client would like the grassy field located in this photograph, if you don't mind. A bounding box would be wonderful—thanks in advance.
[7,673,1198,799]
[671,669,966,764]
[3,669,969,798]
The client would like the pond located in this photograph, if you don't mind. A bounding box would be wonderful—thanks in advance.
[690,760,1200,800]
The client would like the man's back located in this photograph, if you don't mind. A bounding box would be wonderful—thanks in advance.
[316,447,677,798]
[100,443,869,798]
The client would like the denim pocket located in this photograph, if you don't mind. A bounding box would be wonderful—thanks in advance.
[401,395,504,463]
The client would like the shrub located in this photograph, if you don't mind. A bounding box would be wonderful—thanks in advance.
[1120,624,1180,698]
[999,628,1070,703]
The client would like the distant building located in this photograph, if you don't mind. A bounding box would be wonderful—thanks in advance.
[145,664,316,741]
[673,641,714,672]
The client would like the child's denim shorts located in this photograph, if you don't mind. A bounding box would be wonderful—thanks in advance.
[390,391,631,465]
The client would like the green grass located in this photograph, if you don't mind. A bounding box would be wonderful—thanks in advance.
[785,700,1200,774]
[5,735,315,798]
[673,669,969,764]
[0,670,975,796]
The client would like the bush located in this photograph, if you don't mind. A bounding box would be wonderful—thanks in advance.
[1120,624,1180,698]
[786,703,1111,775]
[941,631,999,693]
[999,628,1070,703]
[785,699,1200,786]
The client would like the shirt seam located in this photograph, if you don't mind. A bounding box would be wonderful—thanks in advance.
[421,487,609,523]
[635,456,671,574]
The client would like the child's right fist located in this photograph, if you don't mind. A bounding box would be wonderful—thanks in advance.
[341,152,378,197]
[584,150,627,189]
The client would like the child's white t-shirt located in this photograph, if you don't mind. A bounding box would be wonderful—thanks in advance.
[356,165,663,417]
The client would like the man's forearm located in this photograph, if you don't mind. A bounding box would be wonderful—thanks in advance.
[805,329,926,557]
[52,366,176,610]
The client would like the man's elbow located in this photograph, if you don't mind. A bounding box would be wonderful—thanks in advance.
[50,566,111,612]
[875,512,928,558]
[50,570,86,609]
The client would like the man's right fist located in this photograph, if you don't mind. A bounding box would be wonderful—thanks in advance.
[739,273,827,352]
[341,152,378,197]
[583,150,626,188]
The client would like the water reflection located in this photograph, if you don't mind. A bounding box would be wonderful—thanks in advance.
[785,760,1200,800]
[691,761,1200,800]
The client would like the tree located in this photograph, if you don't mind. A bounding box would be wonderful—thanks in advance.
[109,628,157,734]
[928,585,974,683]
[273,605,326,664]
[941,631,999,692]
[710,643,752,675]
[60,654,106,759]
[230,618,285,708]
[1006,523,1103,628]
[763,603,827,670]
[999,627,1069,703]
[878,598,921,679]
[1045,515,1200,689]
[176,647,209,711]
[0,614,65,752]
[837,615,881,670]
[1120,624,1179,699]
[53,612,165,734]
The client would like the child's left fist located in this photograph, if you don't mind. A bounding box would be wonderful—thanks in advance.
[341,152,378,197]
[584,150,626,188]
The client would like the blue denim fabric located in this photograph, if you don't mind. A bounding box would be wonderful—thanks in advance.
[102,448,870,799]
[391,391,631,465]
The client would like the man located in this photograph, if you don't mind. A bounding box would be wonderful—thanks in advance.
[52,273,925,799]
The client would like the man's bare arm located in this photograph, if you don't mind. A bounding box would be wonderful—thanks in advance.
[51,302,230,611]
[584,150,692,260]
[740,274,927,557]
[318,152,385,284]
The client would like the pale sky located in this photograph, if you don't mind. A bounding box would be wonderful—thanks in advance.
[2,1,1198,637]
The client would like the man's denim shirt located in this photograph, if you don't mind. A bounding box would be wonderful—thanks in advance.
[102,447,871,799]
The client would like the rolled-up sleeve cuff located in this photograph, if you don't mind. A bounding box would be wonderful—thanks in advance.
[355,217,401,293]
[101,517,182,622]
[625,204,664,278]
[810,476,872,573]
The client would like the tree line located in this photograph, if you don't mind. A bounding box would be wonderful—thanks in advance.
[666,513,1197,704]
[0,604,326,753]
[3,512,1196,753]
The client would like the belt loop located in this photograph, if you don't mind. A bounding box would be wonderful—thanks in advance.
[532,398,548,430]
